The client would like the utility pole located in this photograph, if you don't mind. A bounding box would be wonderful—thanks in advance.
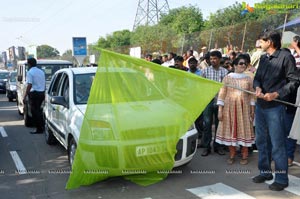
[133,0,170,30]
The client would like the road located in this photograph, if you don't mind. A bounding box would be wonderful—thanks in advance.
[0,93,300,199]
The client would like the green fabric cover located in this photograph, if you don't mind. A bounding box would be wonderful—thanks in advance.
[66,49,222,189]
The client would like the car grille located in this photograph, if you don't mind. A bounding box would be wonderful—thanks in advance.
[121,126,179,140]
[186,134,198,157]
[175,139,183,161]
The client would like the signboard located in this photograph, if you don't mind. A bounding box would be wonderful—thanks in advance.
[8,46,16,61]
[72,37,87,56]
[2,51,7,63]
[7,62,13,68]
[130,47,141,58]
[89,55,95,64]
[18,46,26,60]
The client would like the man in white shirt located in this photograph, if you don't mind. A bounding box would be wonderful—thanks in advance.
[23,58,46,134]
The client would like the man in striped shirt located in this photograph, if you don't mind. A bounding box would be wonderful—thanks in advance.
[201,50,228,156]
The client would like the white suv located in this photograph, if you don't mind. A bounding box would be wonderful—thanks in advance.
[16,59,73,127]
[43,67,198,168]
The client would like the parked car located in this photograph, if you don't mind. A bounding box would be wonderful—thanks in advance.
[43,67,198,169]
[6,71,17,101]
[0,70,9,93]
[16,59,73,127]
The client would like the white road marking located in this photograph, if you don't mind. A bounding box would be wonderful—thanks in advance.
[0,126,8,137]
[265,174,300,196]
[9,151,27,174]
[187,182,256,199]
[0,106,18,111]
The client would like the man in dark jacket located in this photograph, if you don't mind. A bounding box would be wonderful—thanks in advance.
[252,30,299,191]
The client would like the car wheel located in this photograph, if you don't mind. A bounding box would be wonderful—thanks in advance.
[68,137,77,167]
[8,96,13,102]
[45,119,57,145]
[24,103,34,127]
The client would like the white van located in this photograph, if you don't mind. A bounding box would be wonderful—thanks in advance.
[16,59,73,127]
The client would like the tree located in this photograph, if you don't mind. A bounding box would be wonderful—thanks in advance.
[131,24,177,54]
[61,49,73,62]
[204,0,299,30]
[95,29,131,54]
[109,30,131,48]
[96,37,111,49]
[159,6,204,35]
[37,45,60,59]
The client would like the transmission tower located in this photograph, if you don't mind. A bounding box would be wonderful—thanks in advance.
[133,0,170,30]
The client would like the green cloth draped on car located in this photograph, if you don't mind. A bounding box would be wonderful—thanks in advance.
[66,49,222,189]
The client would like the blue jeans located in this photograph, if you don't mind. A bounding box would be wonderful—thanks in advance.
[285,112,297,161]
[255,104,288,185]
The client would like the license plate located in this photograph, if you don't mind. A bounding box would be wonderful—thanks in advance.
[136,144,167,157]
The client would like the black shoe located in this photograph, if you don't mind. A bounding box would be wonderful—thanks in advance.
[214,148,225,155]
[30,131,43,134]
[201,149,211,156]
[252,175,273,183]
[269,182,288,191]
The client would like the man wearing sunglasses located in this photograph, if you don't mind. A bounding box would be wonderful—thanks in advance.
[252,30,299,191]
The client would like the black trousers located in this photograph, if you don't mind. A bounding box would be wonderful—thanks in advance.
[29,91,45,132]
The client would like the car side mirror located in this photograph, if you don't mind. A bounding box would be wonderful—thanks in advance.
[50,96,69,109]
[17,75,23,82]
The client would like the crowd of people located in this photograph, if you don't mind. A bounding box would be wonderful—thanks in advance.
[145,30,300,192]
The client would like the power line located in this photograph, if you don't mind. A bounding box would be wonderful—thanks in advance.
[21,0,74,38]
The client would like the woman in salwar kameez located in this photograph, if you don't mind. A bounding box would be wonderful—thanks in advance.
[216,56,255,165]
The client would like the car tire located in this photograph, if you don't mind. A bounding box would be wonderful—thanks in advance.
[24,103,34,127]
[8,96,13,102]
[6,91,11,102]
[45,119,57,145]
[68,137,77,167]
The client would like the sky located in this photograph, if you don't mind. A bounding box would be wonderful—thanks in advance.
[1,0,263,54]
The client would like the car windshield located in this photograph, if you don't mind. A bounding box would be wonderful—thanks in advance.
[74,72,164,104]
[0,72,9,79]
[9,72,17,82]
[74,73,95,104]
[39,64,72,81]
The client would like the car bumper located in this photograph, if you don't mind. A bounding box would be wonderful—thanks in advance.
[79,128,198,170]
[7,90,17,99]
[174,128,198,167]
[0,85,6,92]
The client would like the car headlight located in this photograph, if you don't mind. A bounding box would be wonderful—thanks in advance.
[188,124,195,131]
[89,120,114,140]
[10,85,16,90]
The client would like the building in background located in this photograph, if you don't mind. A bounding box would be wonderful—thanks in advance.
[1,46,26,70]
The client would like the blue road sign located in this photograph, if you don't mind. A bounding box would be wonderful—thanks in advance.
[72,37,87,56]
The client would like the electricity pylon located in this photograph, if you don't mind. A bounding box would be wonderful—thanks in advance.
[133,0,170,30]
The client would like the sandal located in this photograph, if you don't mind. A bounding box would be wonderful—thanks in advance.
[227,158,235,165]
[240,158,248,165]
